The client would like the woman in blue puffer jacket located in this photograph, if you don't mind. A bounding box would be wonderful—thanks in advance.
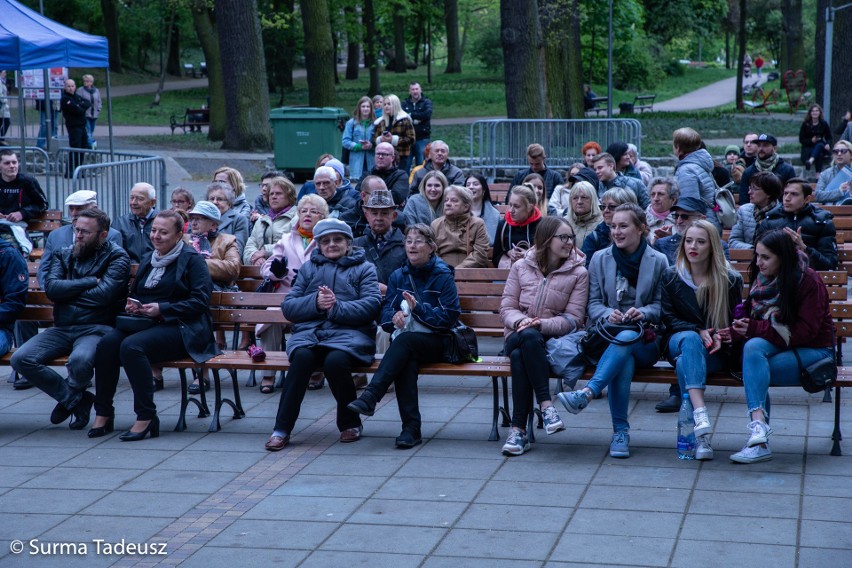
[264,219,382,452]
[348,223,461,449]
[673,127,720,230]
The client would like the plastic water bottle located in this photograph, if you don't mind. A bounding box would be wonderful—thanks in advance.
[677,395,696,460]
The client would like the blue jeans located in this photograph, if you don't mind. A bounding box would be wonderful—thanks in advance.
[11,325,111,409]
[412,138,430,168]
[36,108,59,149]
[741,337,834,418]
[667,331,724,393]
[0,328,12,357]
[586,329,660,432]
[85,117,98,147]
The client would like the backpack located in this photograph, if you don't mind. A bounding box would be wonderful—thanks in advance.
[712,182,737,229]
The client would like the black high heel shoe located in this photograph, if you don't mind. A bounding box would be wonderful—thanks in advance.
[118,416,160,442]
[87,416,115,438]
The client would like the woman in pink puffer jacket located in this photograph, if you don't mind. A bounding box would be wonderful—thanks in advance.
[499,216,589,457]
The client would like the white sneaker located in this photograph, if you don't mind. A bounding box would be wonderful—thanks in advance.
[695,435,714,460]
[502,429,530,456]
[730,443,772,464]
[693,406,712,438]
[541,406,565,435]
[746,420,773,447]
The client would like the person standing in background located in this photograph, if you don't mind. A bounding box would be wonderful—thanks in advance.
[402,82,432,168]
[59,79,90,178]
[77,74,102,150]
[0,70,10,143]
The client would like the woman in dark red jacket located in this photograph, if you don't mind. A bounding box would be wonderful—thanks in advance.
[729,229,835,464]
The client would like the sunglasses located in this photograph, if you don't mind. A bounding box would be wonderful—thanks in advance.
[834,149,850,155]
[673,213,698,221]
[601,204,618,211]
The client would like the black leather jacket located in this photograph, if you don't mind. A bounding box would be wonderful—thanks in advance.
[44,240,131,327]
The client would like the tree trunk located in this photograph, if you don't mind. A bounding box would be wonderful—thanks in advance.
[152,8,178,107]
[364,0,381,95]
[393,13,407,72]
[735,0,747,110]
[301,0,336,106]
[100,0,122,73]
[345,6,361,81]
[166,20,182,77]
[817,0,852,126]
[539,0,582,118]
[501,0,544,118]
[781,0,804,73]
[445,0,462,73]
[215,0,271,150]
[190,2,225,141]
[264,0,296,104]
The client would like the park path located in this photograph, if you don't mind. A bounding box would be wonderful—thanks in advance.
[654,73,767,112]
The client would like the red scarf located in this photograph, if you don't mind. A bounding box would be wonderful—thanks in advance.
[505,206,541,227]
[297,226,313,240]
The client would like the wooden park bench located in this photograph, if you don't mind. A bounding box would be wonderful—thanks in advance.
[169,108,210,134]
[633,94,656,113]
[586,97,609,117]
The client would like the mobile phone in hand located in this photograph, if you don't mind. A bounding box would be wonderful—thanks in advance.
[128,298,143,309]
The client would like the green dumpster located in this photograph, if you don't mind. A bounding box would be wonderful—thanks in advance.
[270,107,349,177]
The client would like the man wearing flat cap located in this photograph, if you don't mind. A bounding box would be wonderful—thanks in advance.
[738,133,796,205]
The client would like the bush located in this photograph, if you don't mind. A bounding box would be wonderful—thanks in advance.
[614,36,664,90]
[664,59,686,77]
[469,11,503,73]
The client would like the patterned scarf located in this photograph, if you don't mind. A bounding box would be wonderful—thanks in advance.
[268,205,292,222]
[297,226,314,248]
[189,229,217,258]
[754,152,780,173]
[753,200,777,226]
[748,272,792,344]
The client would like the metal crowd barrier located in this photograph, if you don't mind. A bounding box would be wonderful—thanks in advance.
[469,119,643,180]
[53,149,168,222]
[3,146,167,222]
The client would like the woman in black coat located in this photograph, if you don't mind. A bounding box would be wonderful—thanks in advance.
[799,104,832,172]
[89,210,220,441]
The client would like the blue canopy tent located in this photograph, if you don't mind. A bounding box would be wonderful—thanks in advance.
[0,0,115,159]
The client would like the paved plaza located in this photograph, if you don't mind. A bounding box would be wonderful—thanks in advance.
[0,350,850,567]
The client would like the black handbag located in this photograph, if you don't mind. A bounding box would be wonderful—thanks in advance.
[578,318,645,365]
[444,323,479,364]
[115,313,158,334]
[793,349,837,394]
[256,279,280,293]
[341,146,351,165]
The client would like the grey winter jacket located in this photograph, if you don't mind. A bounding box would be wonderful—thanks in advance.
[282,247,382,365]
[815,165,852,203]
[674,149,717,219]
[598,174,651,209]
[727,203,758,249]
[402,194,443,227]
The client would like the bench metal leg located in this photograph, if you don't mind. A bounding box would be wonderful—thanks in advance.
[831,386,842,456]
[489,376,500,441]
[501,376,511,427]
[208,368,245,432]
[174,368,210,432]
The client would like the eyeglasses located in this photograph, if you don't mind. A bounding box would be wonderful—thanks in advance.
[318,235,347,246]
[601,204,618,211]
[673,213,697,221]
[404,239,428,246]
[299,209,323,216]
[748,185,764,193]
[74,228,96,236]
[834,149,850,155]
[375,152,394,157]
[553,234,575,243]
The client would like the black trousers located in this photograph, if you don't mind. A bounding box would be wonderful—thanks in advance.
[274,347,361,434]
[364,332,447,436]
[94,325,188,421]
[506,328,552,429]
[66,124,87,177]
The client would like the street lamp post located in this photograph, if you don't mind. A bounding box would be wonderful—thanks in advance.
[607,0,613,118]
[824,2,852,121]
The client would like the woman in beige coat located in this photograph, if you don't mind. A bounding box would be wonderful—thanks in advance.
[499,216,589,456]
[431,185,490,268]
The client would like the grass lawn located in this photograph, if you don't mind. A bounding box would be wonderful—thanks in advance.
[108,65,740,126]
